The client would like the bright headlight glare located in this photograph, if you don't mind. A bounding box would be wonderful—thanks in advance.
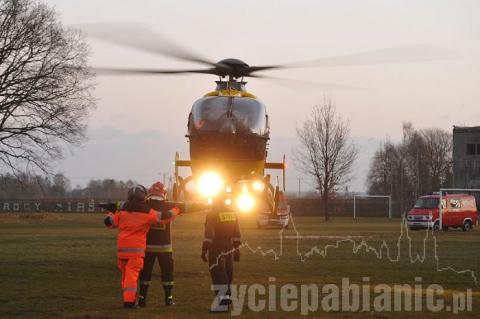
[197,172,223,197]
[237,193,255,213]
[225,198,232,206]
[252,180,264,192]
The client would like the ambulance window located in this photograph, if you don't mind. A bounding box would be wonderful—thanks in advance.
[441,199,446,209]
[414,198,439,208]
[466,144,476,155]
[462,198,474,208]
[449,199,461,209]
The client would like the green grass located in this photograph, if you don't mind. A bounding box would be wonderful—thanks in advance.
[0,213,479,318]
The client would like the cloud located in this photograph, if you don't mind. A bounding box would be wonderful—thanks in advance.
[57,126,188,187]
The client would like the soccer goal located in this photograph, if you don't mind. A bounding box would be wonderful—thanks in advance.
[352,194,392,219]
[438,188,480,229]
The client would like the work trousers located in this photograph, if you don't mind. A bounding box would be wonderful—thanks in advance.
[208,248,233,296]
[117,257,144,302]
[139,252,174,299]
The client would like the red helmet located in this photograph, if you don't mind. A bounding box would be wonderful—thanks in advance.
[148,182,167,201]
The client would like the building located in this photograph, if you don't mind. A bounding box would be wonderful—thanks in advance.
[453,126,480,188]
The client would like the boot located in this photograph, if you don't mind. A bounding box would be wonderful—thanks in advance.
[210,295,229,313]
[163,285,175,306]
[165,295,175,306]
[123,302,138,309]
[138,284,149,307]
[138,296,146,307]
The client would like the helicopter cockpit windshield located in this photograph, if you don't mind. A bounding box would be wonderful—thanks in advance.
[189,96,269,137]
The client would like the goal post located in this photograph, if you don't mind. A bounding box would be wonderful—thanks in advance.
[353,194,392,219]
[439,188,480,230]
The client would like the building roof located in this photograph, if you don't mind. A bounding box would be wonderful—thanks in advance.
[453,126,480,134]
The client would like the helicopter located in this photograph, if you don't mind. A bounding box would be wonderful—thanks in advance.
[81,23,456,219]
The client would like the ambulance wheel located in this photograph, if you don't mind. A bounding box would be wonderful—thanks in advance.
[432,222,440,231]
[462,220,472,232]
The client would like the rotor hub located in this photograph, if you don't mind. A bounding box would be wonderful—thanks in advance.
[215,58,250,77]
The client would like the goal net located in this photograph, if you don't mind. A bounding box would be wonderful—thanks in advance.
[352,194,392,219]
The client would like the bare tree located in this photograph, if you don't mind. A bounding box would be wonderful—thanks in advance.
[421,128,452,190]
[367,140,397,195]
[0,0,94,174]
[296,102,357,221]
[367,124,453,211]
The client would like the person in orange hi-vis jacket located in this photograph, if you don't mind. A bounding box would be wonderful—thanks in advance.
[104,184,177,309]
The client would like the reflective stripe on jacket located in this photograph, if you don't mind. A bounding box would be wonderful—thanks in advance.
[146,244,173,253]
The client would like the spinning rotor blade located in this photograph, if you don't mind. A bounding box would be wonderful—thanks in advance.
[92,67,217,76]
[77,21,458,79]
[250,74,368,91]
[286,44,459,68]
[79,23,215,66]
[246,44,458,74]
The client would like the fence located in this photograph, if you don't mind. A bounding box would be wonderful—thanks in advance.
[0,197,403,217]
[0,199,118,213]
[288,197,403,218]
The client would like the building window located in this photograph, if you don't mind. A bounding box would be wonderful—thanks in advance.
[466,144,476,155]
[477,144,480,154]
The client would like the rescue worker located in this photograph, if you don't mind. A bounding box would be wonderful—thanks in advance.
[104,184,175,309]
[201,194,241,312]
[138,182,178,307]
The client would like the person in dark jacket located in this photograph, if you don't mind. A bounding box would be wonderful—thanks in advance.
[201,194,241,312]
[138,182,179,307]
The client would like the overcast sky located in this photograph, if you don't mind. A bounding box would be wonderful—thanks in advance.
[45,0,480,192]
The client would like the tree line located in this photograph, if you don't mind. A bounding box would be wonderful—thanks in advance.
[366,122,452,213]
[0,173,136,200]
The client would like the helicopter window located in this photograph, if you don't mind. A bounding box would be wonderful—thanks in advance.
[191,97,228,131]
[231,98,267,135]
[190,96,268,136]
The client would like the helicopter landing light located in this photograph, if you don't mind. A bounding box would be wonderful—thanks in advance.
[236,193,255,213]
[252,180,265,192]
[197,171,223,197]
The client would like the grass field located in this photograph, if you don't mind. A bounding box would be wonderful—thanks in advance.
[0,212,479,318]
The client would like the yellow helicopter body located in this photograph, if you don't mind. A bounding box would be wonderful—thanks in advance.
[173,80,285,213]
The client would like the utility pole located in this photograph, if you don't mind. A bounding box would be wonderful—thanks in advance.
[159,172,168,185]
[297,177,303,198]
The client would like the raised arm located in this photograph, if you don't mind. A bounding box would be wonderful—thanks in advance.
[104,212,119,228]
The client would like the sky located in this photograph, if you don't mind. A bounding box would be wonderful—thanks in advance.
[44,0,480,192]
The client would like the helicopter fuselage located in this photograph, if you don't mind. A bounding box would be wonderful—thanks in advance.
[173,80,286,215]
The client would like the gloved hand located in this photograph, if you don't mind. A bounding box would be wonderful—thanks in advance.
[233,249,240,262]
[201,251,208,263]
[161,210,174,220]
[104,216,112,227]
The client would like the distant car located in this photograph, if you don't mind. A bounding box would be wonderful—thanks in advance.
[256,190,290,229]
[407,194,477,231]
